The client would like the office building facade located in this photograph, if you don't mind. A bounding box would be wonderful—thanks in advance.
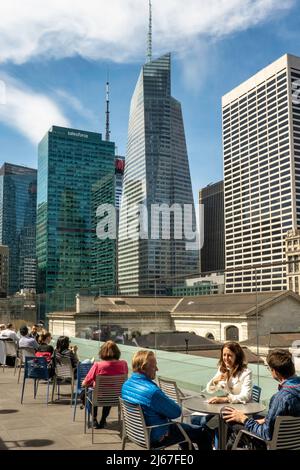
[118,53,198,294]
[199,180,225,273]
[223,54,300,292]
[0,163,37,294]
[0,245,9,297]
[37,126,115,313]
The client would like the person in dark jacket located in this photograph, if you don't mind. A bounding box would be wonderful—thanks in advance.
[122,349,212,450]
[223,348,300,449]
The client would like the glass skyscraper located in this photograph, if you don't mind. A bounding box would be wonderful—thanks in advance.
[118,53,198,294]
[37,126,115,313]
[0,163,37,294]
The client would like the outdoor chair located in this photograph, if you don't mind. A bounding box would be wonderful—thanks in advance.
[21,356,50,404]
[252,384,262,403]
[72,361,93,421]
[14,347,35,383]
[157,376,193,422]
[0,338,17,371]
[84,374,127,443]
[119,398,192,450]
[232,416,300,450]
[52,356,75,406]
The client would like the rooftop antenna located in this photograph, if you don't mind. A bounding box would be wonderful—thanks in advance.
[105,76,110,141]
[147,0,152,63]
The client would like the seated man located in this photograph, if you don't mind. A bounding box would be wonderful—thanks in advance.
[121,349,212,450]
[19,325,39,350]
[223,349,300,449]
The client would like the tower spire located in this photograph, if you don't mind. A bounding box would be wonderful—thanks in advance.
[147,0,152,63]
[105,79,110,141]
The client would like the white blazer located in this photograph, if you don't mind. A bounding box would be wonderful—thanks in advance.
[206,367,253,404]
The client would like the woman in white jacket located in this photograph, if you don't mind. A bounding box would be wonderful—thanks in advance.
[191,342,252,431]
[206,341,252,404]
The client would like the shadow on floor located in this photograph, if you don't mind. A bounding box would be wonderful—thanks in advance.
[0,409,19,414]
[0,439,54,450]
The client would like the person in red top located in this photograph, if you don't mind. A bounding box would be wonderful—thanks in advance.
[82,340,128,429]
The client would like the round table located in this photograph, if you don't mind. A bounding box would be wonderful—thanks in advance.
[184,396,266,450]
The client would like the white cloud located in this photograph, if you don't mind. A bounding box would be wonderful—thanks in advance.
[0,73,70,144]
[55,89,97,123]
[0,0,294,64]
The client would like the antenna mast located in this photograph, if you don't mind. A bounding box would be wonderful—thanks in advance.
[147,0,152,63]
[105,80,110,141]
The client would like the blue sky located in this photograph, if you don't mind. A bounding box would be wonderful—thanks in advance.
[0,0,299,201]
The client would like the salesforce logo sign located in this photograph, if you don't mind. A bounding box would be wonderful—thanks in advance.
[68,131,88,139]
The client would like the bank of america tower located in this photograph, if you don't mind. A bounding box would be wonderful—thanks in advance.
[118,3,198,294]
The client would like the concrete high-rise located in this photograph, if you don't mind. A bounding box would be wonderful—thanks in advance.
[118,54,198,294]
[199,181,225,273]
[223,54,300,293]
[0,163,37,294]
[37,126,115,313]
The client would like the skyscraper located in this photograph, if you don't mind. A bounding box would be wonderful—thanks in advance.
[199,180,225,273]
[0,163,37,294]
[223,54,300,293]
[118,53,198,294]
[37,126,115,313]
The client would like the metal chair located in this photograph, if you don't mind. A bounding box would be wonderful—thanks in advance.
[252,384,262,403]
[84,374,127,443]
[52,356,75,406]
[0,338,17,371]
[21,357,50,404]
[232,416,300,450]
[14,347,35,383]
[119,398,192,450]
[157,376,193,422]
[72,361,93,421]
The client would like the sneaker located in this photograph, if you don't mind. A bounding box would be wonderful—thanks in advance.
[98,419,107,429]
[88,419,99,429]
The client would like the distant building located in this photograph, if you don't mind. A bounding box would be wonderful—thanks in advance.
[118,53,198,295]
[223,54,300,293]
[37,126,115,316]
[286,229,300,294]
[0,245,9,297]
[0,163,37,294]
[199,181,225,273]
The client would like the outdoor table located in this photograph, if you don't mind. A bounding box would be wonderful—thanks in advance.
[184,396,266,449]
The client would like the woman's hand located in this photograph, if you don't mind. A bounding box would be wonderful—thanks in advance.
[212,373,227,385]
[207,396,229,404]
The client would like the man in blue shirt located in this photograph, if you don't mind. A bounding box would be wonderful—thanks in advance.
[122,349,212,450]
[223,349,300,449]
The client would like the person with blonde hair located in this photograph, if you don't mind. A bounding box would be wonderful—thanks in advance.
[82,340,128,429]
[121,350,212,450]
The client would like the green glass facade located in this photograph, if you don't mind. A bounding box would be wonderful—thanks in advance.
[37,126,115,315]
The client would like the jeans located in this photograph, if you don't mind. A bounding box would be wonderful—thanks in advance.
[153,422,213,450]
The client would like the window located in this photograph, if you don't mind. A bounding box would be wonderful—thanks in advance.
[225,325,239,341]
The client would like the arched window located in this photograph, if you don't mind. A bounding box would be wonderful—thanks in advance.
[225,325,239,341]
[206,333,215,340]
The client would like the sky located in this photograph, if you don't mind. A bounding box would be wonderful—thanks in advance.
[0,0,300,202]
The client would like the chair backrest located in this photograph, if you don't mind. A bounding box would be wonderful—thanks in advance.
[92,374,127,407]
[3,339,18,357]
[157,376,181,404]
[270,416,300,450]
[19,347,35,361]
[55,356,73,379]
[24,357,49,380]
[252,384,262,403]
[119,398,149,449]
[76,361,93,391]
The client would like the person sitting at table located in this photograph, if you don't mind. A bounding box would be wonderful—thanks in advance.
[191,341,252,437]
[0,323,19,344]
[19,325,39,350]
[122,349,212,450]
[29,324,40,342]
[54,336,79,377]
[35,332,54,362]
[222,348,300,449]
[82,340,128,429]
